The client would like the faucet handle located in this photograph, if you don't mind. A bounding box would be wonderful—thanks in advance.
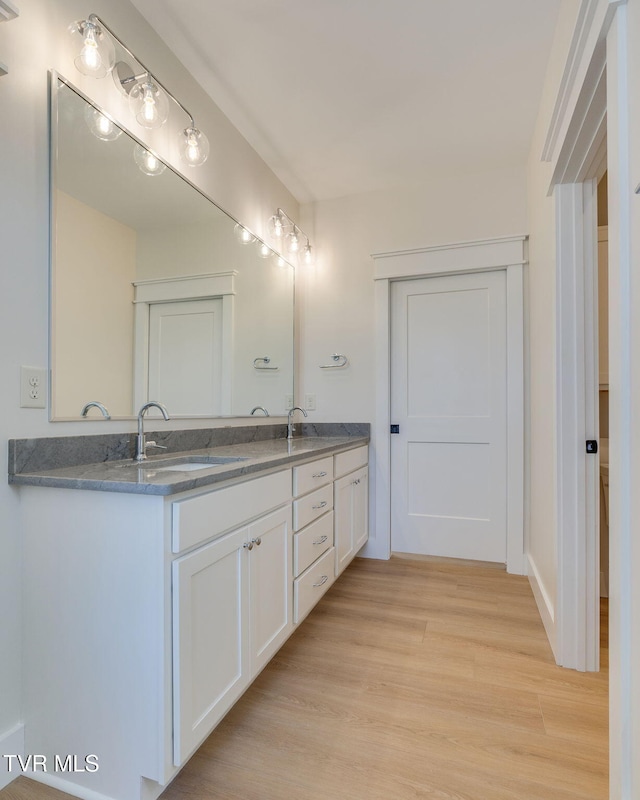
[145,441,167,451]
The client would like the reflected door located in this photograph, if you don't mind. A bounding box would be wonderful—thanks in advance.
[390,271,507,562]
[148,299,223,415]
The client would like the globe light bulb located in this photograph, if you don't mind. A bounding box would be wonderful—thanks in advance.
[300,242,314,266]
[134,144,166,177]
[268,211,285,239]
[257,241,272,259]
[179,126,210,167]
[234,223,255,245]
[72,19,115,79]
[285,226,300,253]
[129,79,169,130]
[84,106,122,142]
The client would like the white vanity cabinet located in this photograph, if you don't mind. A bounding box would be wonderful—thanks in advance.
[17,440,368,800]
[172,503,292,764]
[292,456,336,622]
[334,446,369,576]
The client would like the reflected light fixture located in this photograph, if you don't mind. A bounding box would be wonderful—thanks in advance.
[71,13,210,167]
[257,241,272,259]
[134,144,166,177]
[234,223,255,245]
[84,105,122,141]
[268,208,315,265]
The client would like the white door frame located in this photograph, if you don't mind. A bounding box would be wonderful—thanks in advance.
[370,236,526,575]
[543,0,636,793]
[132,272,236,415]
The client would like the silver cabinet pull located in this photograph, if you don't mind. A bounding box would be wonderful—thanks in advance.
[251,537,262,546]
[312,500,328,510]
[243,541,254,551]
[312,471,327,478]
[313,535,328,546]
[313,575,329,587]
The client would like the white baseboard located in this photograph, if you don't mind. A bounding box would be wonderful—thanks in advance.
[29,771,114,800]
[0,723,24,790]
[527,553,558,661]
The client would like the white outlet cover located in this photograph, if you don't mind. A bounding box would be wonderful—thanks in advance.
[20,366,47,409]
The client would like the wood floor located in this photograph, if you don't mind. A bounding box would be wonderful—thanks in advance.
[2,557,609,800]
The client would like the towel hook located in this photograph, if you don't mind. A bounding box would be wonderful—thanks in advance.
[253,356,278,370]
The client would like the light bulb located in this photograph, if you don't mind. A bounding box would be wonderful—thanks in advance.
[234,223,255,245]
[84,106,122,142]
[129,79,169,130]
[273,254,287,268]
[81,28,100,72]
[285,226,300,253]
[268,211,285,239]
[179,126,210,167]
[300,242,314,266]
[257,241,272,259]
[71,19,115,79]
[134,144,166,177]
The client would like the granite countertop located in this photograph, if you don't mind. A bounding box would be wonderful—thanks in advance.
[8,433,369,496]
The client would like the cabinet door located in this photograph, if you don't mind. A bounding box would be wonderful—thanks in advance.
[173,527,250,766]
[249,506,293,674]
[353,466,369,551]
[334,472,356,576]
[335,466,369,576]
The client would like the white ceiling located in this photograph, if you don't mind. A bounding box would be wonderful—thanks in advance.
[129,0,562,204]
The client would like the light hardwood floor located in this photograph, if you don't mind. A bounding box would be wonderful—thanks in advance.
[2,557,608,800]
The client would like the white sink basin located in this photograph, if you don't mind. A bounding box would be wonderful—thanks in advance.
[149,456,248,473]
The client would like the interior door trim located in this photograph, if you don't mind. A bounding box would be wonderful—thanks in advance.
[370,236,526,575]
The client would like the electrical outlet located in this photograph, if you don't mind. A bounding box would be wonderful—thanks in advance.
[304,393,316,411]
[285,394,294,410]
[20,366,47,409]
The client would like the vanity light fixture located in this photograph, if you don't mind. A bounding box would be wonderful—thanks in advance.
[84,105,122,141]
[234,223,255,245]
[268,208,315,265]
[133,144,166,177]
[71,13,210,166]
[257,241,272,259]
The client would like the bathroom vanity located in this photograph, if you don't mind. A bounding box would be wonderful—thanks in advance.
[10,428,368,800]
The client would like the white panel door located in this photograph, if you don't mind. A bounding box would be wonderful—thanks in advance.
[390,271,507,562]
[148,299,223,415]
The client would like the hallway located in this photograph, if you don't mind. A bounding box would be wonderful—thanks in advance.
[3,557,608,800]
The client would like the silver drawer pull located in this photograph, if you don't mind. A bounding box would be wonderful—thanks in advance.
[312,471,328,478]
[313,535,328,546]
[312,501,328,510]
[251,537,262,546]
[243,541,254,551]
[313,575,329,587]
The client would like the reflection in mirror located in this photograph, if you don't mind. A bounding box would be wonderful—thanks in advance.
[51,78,294,420]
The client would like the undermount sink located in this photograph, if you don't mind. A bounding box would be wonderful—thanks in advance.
[147,456,248,473]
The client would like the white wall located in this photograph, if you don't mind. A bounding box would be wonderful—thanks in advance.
[299,165,528,423]
[525,0,582,648]
[54,191,136,418]
[0,0,298,776]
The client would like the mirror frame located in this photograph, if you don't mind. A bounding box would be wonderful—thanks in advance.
[49,71,296,421]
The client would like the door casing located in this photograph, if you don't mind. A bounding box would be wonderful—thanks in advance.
[370,236,526,576]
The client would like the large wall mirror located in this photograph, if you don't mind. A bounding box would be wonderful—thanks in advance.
[50,76,294,420]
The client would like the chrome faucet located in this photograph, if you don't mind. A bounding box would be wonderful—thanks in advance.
[135,401,170,462]
[250,406,269,416]
[287,406,307,440]
[81,401,111,419]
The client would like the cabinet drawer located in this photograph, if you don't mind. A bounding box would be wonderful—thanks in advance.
[292,456,334,497]
[293,483,333,532]
[293,511,334,577]
[294,547,336,624]
[334,445,368,479]
[172,470,292,553]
